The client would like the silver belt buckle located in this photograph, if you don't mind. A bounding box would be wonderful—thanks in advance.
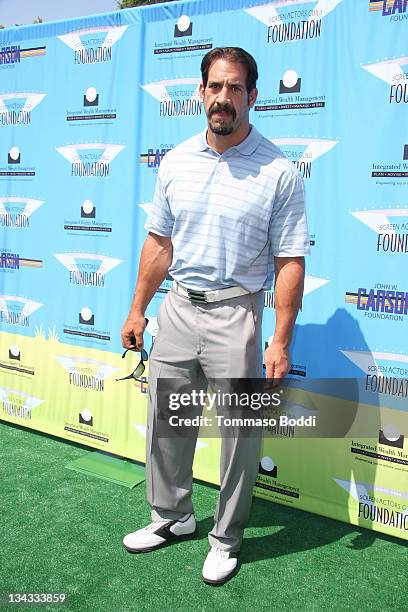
[186,288,207,303]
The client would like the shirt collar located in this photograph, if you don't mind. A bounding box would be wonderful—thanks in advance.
[195,124,262,156]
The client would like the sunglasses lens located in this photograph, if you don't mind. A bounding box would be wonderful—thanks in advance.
[132,362,145,379]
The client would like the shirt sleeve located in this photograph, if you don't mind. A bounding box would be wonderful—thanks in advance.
[269,168,310,257]
[144,168,174,237]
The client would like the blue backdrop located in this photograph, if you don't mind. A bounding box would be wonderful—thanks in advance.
[1,0,407,539]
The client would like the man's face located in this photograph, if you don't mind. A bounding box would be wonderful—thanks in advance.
[199,58,257,136]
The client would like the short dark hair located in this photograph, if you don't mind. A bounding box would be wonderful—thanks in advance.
[201,47,258,93]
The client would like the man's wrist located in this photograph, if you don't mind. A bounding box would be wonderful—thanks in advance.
[269,339,290,350]
[128,308,145,320]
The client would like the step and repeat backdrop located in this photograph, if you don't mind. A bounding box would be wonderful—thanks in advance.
[0,0,407,540]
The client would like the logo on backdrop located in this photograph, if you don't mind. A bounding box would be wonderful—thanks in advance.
[288,363,307,377]
[0,93,46,126]
[256,69,326,117]
[350,208,408,253]
[141,78,203,118]
[259,456,278,477]
[66,87,117,123]
[0,295,42,327]
[245,0,343,44]
[140,145,173,172]
[371,145,408,184]
[0,147,35,178]
[271,137,338,179]
[0,250,43,273]
[378,426,405,449]
[55,354,118,391]
[174,15,193,37]
[362,56,408,104]
[369,0,408,22]
[335,479,408,532]
[345,284,408,322]
[0,197,44,229]
[9,345,20,361]
[65,410,109,443]
[63,199,113,235]
[56,143,125,177]
[0,387,44,421]
[154,14,213,57]
[0,344,35,378]
[255,455,300,498]
[81,200,96,218]
[57,25,128,64]
[280,70,302,93]
[0,44,46,70]
[53,252,122,287]
[79,409,93,427]
[341,349,408,400]
[62,306,111,344]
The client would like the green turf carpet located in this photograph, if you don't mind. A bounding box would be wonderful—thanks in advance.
[1,421,407,612]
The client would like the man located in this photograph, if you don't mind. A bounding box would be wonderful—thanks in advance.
[121,47,309,585]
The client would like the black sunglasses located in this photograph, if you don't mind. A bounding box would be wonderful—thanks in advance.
[116,347,148,382]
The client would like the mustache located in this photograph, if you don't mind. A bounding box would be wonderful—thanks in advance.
[209,103,236,119]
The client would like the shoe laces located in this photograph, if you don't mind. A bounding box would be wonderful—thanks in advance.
[144,520,170,533]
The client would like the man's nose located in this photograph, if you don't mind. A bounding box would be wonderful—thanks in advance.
[216,85,231,104]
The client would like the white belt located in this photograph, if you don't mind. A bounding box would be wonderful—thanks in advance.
[173,280,250,303]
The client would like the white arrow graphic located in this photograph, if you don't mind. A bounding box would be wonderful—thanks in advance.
[304,275,330,296]
[0,387,44,412]
[0,197,44,217]
[55,355,118,379]
[350,209,408,237]
[245,0,342,27]
[58,25,128,51]
[0,93,46,115]
[53,252,122,275]
[272,137,338,162]
[0,295,42,324]
[341,350,408,373]
[141,77,201,102]
[362,56,408,86]
[56,143,125,164]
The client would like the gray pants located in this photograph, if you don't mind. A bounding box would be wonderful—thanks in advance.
[145,287,264,552]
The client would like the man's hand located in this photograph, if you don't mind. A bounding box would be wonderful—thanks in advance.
[264,342,290,382]
[121,315,147,351]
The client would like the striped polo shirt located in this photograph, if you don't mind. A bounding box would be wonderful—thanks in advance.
[144,125,309,292]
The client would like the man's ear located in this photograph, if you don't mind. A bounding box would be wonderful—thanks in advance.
[248,87,258,108]
[199,82,205,102]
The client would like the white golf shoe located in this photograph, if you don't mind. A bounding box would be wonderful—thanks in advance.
[202,547,239,585]
[123,513,197,553]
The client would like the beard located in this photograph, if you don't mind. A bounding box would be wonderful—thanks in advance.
[207,102,236,136]
[209,122,234,136]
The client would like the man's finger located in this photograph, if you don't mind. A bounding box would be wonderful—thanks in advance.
[264,361,275,391]
[121,330,137,350]
[134,331,144,350]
